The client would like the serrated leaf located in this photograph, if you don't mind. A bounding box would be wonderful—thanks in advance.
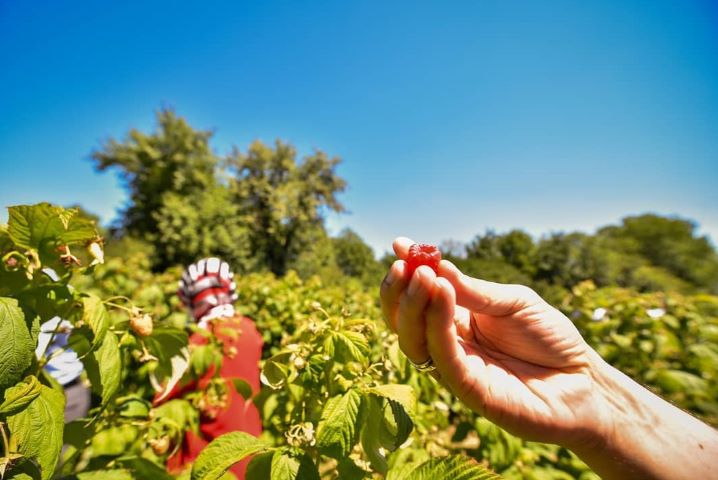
[82,330,121,405]
[333,331,369,363]
[81,295,109,351]
[7,384,65,480]
[360,395,388,474]
[0,298,34,391]
[367,384,416,419]
[0,375,42,415]
[378,399,413,451]
[270,449,319,480]
[387,455,502,480]
[316,389,363,459]
[191,432,269,480]
[7,204,65,251]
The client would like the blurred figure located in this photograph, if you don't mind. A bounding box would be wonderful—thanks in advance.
[36,316,90,422]
[162,258,263,479]
[35,268,90,423]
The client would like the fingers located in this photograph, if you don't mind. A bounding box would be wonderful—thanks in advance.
[396,266,435,364]
[392,237,414,259]
[380,260,410,332]
[438,260,543,316]
[425,278,472,398]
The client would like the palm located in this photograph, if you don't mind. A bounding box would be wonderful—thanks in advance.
[449,302,598,444]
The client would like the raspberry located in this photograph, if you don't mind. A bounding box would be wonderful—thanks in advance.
[130,312,153,337]
[406,243,441,275]
[149,436,170,455]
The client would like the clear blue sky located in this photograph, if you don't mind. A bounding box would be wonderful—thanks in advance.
[1,0,717,256]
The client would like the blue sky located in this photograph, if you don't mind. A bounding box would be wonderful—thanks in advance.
[1,0,717,256]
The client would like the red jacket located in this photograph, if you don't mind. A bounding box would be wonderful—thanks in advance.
[162,315,263,479]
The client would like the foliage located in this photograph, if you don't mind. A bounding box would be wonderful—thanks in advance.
[332,229,383,286]
[227,139,347,276]
[4,202,718,480]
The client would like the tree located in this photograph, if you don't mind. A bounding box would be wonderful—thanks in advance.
[466,229,537,276]
[598,214,718,293]
[332,228,381,283]
[92,109,255,271]
[92,109,217,236]
[228,140,347,276]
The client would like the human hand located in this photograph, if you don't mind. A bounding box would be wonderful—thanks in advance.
[380,237,609,448]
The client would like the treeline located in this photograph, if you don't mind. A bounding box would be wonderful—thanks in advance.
[92,109,718,296]
[442,216,718,300]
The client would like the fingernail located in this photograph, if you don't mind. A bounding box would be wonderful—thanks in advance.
[384,268,397,286]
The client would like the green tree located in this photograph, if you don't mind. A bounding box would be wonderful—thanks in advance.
[228,140,346,276]
[92,109,253,270]
[92,109,217,235]
[598,214,718,293]
[332,228,382,283]
[466,229,537,277]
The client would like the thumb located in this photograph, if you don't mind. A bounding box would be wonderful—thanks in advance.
[438,260,543,316]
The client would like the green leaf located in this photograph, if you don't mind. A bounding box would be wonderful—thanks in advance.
[0,376,42,415]
[360,395,388,475]
[245,452,273,480]
[230,378,253,400]
[82,331,121,405]
[7,204,97,252]
[387,455,502,480]
[81,295,109,351]
[7,384,65,480]
[337,458,371,480]
[75,470,135,480]
[378,399,413,451]
[4,457,42,480]
[151,399,199,434]
[367,384,417,419]
[190,432,269,480]
[7,204,65,251]
[270,449,319,480]
[117,457,175,480]
[316,389,363,459]
[325,331,369,363]
[260,358,288,390]
[90,424,140,457]
[0,298,34,391]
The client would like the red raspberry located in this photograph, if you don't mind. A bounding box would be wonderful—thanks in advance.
[406,244,441,275]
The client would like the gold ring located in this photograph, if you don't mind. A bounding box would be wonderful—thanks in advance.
[410,356,436,373]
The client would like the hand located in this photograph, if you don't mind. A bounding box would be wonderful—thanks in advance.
[380,237,608,447]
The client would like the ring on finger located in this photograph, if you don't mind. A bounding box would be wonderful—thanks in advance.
[410,356,436,373]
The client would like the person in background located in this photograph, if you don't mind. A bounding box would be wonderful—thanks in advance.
[36,316,90,422]
[162,258,263,479]
[381,237,718,480]
[35,268,90,423]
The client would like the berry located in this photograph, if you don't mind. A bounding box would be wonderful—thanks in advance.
[406,243,441,275]
[149,436,170,455]
[130,312,153,337]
